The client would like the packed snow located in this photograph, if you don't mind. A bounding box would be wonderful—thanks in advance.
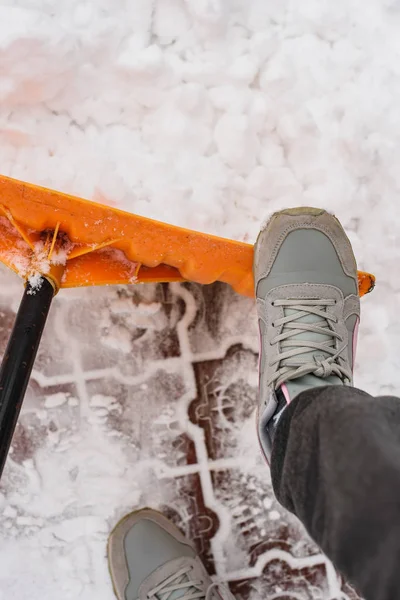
[0,0,397,390]
[0,0,399,598]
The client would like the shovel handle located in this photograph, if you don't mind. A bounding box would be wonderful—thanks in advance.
[0,277,54,479]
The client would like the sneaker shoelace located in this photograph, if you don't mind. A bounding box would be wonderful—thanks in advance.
[147,566,235,600]
[268,299,352,389]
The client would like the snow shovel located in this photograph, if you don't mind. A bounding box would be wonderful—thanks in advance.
[0,174,375,479]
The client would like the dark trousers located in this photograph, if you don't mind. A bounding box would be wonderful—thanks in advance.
[271,386,400,600]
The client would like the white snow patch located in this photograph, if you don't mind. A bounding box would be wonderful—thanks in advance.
[27,273,44,294]
[50,247,70,266]
[90,394,118,410]
[3,505,17,519]
[44,392,69,409]
[269,510,281,521]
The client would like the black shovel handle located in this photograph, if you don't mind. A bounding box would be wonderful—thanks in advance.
[0,277,55,478]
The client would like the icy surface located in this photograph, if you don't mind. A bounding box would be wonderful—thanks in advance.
[0,277,358,600]
[0,0,399,598]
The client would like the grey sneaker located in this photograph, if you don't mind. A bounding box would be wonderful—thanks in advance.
[108,509,235,600]
[254,207,360,462]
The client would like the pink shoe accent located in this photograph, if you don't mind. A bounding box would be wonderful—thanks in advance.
[280,383,291,405]
[352,316,360,371]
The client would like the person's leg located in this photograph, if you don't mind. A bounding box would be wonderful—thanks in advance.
[272,385,400,600]
[107,509,236,600]
[253,207,400,600]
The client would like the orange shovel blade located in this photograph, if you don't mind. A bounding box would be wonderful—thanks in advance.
[0,175,375,297]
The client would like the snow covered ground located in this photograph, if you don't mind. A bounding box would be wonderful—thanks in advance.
[0,276,358,600]
[0,0,400,598]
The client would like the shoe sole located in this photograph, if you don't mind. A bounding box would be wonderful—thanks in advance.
[107,508,196,600]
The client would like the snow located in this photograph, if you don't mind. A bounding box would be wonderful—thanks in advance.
[27,273,45,293]
[44,392,69,409]
[0,0,399,598]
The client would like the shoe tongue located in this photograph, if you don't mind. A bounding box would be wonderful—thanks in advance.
[282,303,342,400]
[284,373,342,400]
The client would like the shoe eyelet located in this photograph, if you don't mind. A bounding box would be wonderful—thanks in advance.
[271,301,275,306]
